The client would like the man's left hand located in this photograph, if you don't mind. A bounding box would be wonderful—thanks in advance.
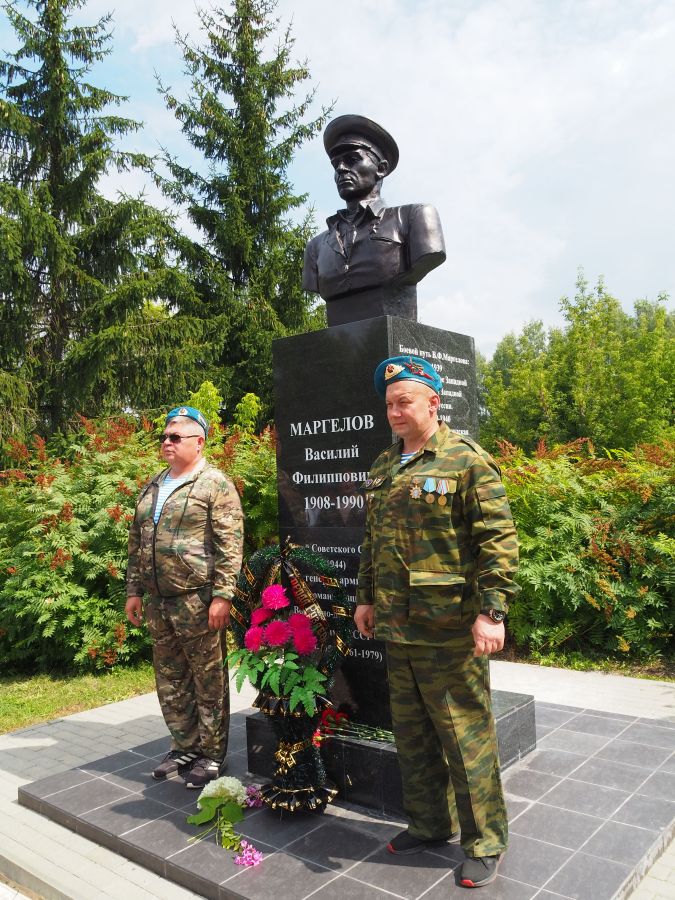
[472,614,505,657]
[209,597,231,630]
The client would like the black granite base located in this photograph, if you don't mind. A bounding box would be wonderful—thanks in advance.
[18,702,675,900]
[246,690,536,817]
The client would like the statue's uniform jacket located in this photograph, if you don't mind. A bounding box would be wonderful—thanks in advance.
[356,422,519,856]
[127,463,244,760]
[302,199,445,300]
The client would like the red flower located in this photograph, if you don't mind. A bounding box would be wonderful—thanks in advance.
[107,504,124,522]
[263,620,292,647]
[293,628,317,655]
[288,612,312,631]
[251,607,274,626]
[244,626,265,651]
[261,584,290,610]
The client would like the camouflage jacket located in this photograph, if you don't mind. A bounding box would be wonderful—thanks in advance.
[356,422,519,644]
[127,462,244,601]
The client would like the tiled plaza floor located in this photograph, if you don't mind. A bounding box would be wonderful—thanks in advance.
[17,699,675,900]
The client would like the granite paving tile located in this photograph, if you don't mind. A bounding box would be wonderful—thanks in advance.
[638,716,675,729]
[595,739,673,770]
[619,722,675,750]
[129,737,171,758]
[522,749,586,778]
[581,820,660,867]
[562,714,629,738]
[40,777,136,815]
[497,834,572,887]
[660,752,675,773]
[504,797,531,822]
[308,873,408,899]
[423,872,539,899]
[220,845,336,900]
[542,850,631,900]
[534,707,578,729]
[510,804,601,850]
[237,806,329,849]
[502,769,562,801]
[118,807,211,867]
[18,767,95,799]
[539,779,629,819]
[80,794,176,836]
[138,775,198,810]
[611,793,675,830]
[80,750,147,774]
[536,729,610,756]
[283,818,384,871]
[344,845,452,899]
[581,710,637,722]
[569,758,651,792]
[635,769,675,801]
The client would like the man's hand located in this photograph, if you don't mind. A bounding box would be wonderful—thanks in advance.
[209,597,231,631]
[125,596,143,627]
[472,614,505,657]
[354,604,375,639]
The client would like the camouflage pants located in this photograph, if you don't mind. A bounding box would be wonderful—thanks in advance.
[387,638,508,858]
[144,591,229,760]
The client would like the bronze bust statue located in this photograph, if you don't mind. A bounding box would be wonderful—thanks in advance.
[302,115,446,326]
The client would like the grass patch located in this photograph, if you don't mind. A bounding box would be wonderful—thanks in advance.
[0,661,156,735]
[496,645,675,681]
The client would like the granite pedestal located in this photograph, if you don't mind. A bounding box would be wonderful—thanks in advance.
[246,690,536,817]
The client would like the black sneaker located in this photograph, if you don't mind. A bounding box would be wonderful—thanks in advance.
[151,749,200,781]
[387,828,461,855]
[184,756,227,789]
[460,855,501,888]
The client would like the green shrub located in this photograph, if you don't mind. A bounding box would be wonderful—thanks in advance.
[0,419,158,672]
[0,392,278,673]
[500,439,675,660]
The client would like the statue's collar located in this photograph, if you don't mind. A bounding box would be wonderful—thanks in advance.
[327,196,386,227]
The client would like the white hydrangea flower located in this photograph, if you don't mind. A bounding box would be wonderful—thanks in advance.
[197,775,247,808]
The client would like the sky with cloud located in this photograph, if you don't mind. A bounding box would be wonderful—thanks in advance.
[2,0,674,357]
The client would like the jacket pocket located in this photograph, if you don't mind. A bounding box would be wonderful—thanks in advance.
[408,571,465,629]
[475,483,512,528]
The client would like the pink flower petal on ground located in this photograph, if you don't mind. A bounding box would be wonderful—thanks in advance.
[263,619,292,647]
[261,584,290,610]
[251,607,273,626]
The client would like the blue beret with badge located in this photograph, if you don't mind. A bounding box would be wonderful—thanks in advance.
[165,405,209,435]
[374,356,443,398]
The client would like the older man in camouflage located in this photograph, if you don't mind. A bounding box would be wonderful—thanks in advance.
[355,357,519,888]
[126,406,243,789]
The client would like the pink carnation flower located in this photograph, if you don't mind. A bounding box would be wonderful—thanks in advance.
[261,584,290,610]
[264,619,292,647]
[244,625,265,651]
[293,628,318,655]
[251,607,273,626]
[288,612,313,631]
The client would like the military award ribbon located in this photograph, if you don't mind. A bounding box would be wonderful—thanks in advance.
[423,476,437,504]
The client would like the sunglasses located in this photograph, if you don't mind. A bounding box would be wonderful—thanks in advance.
[158,433,203,444]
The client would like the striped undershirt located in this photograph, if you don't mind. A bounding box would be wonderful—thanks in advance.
[153,473,189,524]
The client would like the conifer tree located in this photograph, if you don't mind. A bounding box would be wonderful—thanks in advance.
[157,0,331,416]
[0,0,202,433]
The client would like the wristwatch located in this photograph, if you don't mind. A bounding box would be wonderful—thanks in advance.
[480,608,506,623]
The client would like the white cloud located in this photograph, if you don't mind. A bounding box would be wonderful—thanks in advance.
[2,0,673,355]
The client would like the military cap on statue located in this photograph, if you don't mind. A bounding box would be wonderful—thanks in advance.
[374,356,443,398]
[323,114,399,173]
[165,406,209,435]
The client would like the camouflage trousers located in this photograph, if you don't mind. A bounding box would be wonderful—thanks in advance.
[387,637,508,857]
[144,591,229,760]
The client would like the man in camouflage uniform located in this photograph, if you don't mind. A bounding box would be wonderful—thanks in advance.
[126,406,244,789]
[355,357,519,888]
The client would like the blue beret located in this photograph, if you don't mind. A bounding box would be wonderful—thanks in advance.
[165,406,209,435]
[374,356,442,398]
